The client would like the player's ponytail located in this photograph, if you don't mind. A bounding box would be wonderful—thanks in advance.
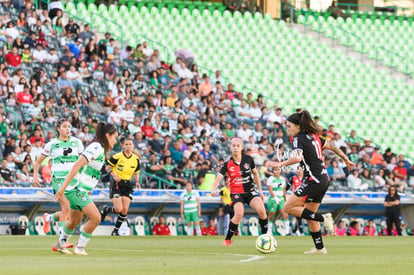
[287,110,320,134]
[299,110,320,134]
[93,122,117,152]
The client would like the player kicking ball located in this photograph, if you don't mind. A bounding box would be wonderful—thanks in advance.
[269,111,354,254]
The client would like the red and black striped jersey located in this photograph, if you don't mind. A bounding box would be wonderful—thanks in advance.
[218,154,256,194]
[291,130,327,183]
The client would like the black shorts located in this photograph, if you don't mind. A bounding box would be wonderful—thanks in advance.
[231,191,259,206]
[109,180,134,200]
[294,175,329,203]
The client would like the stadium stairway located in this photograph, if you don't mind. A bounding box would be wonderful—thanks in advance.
[290,23,414,85]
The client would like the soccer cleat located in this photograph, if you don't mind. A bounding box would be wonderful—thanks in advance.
[52,242,72,255]
[304,247,328,254]
[100,205,108,222]
[222,240,232,247]
[74,245,88,256]
[42,213,51,234]
[111,230,120,236]
[322,213,334,233]
[64,242,74,248]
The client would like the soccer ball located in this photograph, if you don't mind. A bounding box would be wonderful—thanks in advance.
[255,234,277,254]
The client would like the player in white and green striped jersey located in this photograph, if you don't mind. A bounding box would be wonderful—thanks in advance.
[53,122,118,255]
[180,182,202,236]
[33,119,84,247]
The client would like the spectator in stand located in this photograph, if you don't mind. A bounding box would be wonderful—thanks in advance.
[0,159,15,185]
[5,46,21,68]
[345,130,360,149]
[199,75,212,97]
[177,61,193,82]
[383,148,396,163]
[16,84,32,106]
[398,154,411,170]
[64,18,79,38]
[374,168,387,191]
[237,122,252,142]
[347,169,367,191]
[107,105,122,126]
[142,41,153,59]
[393,160,407,192]
[26,98,42,123]
[103,59,115,80]
[32,43,47,63]
[361,168,375,191]
[335,220,346,236]
[41,159,52,185]
[16,164,31,187]
[384,186,402,236]
[328,159,347,186]
[78,23,96,42]
[152,216,171,235]
[141,118,154,138]
[370,147,383,168]
[363,219,377,236]
[347,221,360,236]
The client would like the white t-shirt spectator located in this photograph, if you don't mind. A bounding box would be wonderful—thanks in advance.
[249,107,262,120]
[267,111,283,124]
[177,66,193,80]
[66,70,82,81]
[237,128,253,142]
[6,27,19,40]
[32,49,48,62]
[46,52,59,64]
[121,109,135,123]
[142,46,153,58]
[107,111,122,125]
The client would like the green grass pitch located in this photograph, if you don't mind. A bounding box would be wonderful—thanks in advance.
[0,236,413,274]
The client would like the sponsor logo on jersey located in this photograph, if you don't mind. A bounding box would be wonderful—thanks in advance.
[229,167,235,172]
[243,163,249,169]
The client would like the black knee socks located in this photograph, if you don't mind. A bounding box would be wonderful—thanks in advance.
[225,222,238,240]
[301,208,324,222]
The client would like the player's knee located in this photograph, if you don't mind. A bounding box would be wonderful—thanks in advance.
[89,213,101,226]
[114,206,123,213]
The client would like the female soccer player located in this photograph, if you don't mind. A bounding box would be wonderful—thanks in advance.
[211,137,268,246]
[270,111,354,254]
[180,181,202,236]
[53,122,118,255]
[100,138,140,236]
[33,118,84,248]
[266,168,289,235]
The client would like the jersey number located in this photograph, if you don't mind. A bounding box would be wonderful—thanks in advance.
[312,141,322,160]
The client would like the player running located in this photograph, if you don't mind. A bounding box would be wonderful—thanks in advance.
[266,168,289,236]
[100,138,141,236]
[53,122,118,255]
[33,118,84,248]
[180,182,202,236]
[269,111,354,254]
[211,137,268,246]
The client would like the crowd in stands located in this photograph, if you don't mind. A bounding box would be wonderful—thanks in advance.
[0,1,413,195]
[333,218,412,236]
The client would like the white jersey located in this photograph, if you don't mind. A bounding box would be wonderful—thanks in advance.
[41,137,84,179]
[180,190,200,213]
[67,142,105,192]
[267,176,286,198]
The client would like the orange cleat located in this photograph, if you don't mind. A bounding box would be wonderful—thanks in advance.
[43,213,51,234]
[52,242,71,255]
[222,240,232,247]
[64,242,74,248]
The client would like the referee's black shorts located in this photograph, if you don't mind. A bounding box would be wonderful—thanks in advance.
[293,175,329,203]
[109,179,134,200]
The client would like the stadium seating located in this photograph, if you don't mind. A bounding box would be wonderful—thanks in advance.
[70,3,414,157]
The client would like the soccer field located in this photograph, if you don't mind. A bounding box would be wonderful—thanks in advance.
[0,236,413,274]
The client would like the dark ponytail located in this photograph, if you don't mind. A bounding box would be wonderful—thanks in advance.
[93,122,117,152]
[287,110,320,134]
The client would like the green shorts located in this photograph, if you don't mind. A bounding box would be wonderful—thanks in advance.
[267,197,285,213]
[184,212,200,224]
[64,189,93,211]
[51,177,64,194]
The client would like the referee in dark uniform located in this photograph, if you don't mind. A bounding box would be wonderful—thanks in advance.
[384,186,402,236]
[100,138,140,235]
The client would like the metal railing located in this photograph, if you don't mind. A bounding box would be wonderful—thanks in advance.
[140,171,178,189]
